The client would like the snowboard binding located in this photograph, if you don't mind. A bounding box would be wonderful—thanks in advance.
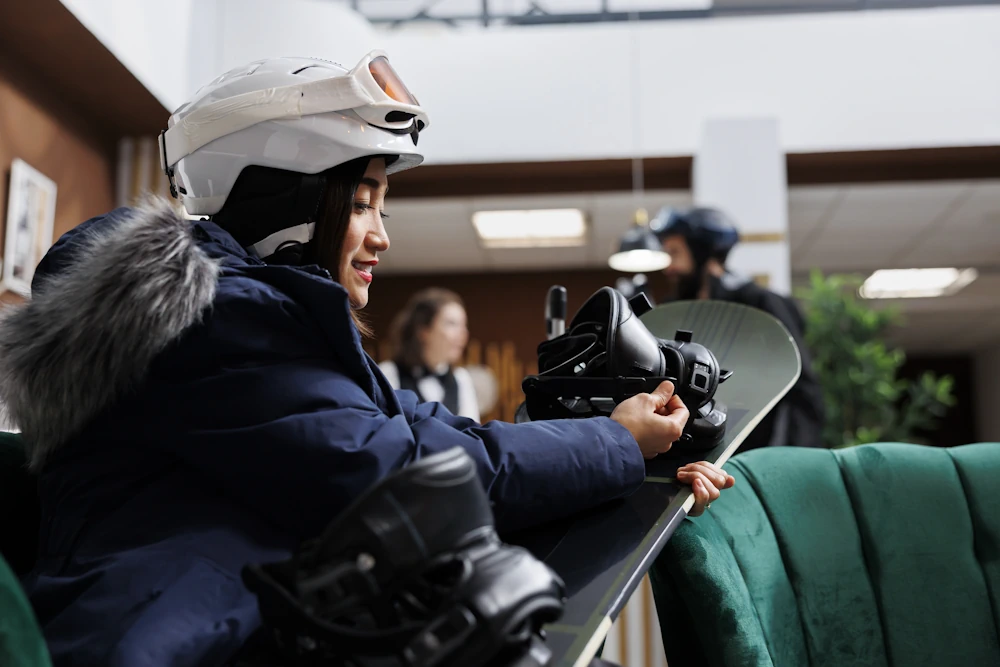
[242,448,566,667]
[518,287,732,453]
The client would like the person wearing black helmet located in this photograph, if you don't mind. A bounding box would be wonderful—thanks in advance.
[651,206,825,451]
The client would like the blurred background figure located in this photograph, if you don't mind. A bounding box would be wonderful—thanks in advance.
[380,288,481,421]
[652,206,826,450]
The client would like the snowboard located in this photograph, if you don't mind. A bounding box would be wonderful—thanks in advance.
[504,299,802,667]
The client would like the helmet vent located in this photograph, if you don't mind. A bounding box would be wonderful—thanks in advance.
[385,111,416,123]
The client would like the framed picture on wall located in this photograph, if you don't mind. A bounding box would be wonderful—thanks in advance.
[3,158,57,297]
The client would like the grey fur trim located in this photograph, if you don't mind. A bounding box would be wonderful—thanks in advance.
[0,198,221,470]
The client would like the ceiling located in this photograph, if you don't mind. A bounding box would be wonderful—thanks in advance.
[788,179,1000,353]
[788,180,1000,273]
[341,0,995,25]
[380,179,1000,352]
[381,189,691,274]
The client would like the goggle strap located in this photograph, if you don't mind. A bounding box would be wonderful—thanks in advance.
[161,76,375,172]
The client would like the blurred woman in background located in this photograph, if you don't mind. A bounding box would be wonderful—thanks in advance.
[379,288,480,421]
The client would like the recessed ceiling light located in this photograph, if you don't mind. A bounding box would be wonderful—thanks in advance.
[608,208,671,273]
[608,248,671,273]
[471,209,587,249]
[859,268,978,299]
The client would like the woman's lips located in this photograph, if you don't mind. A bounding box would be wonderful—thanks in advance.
[352,260,376,284]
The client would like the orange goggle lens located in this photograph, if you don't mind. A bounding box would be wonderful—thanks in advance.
[369,56,419,107]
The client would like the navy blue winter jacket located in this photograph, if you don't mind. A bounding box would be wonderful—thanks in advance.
[0,202,645,666]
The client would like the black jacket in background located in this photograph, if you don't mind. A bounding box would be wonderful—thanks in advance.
[708,272,826,451]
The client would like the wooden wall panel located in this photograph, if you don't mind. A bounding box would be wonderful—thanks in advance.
[0,0,167,140]
[0,56,116,304]
[390,146,1000,199]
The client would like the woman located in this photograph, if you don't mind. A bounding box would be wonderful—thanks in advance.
[379,288,480,421]
[0,53,734,666]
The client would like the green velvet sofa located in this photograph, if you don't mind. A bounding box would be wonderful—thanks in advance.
[651,443,1000,667]
[0,431,50,667]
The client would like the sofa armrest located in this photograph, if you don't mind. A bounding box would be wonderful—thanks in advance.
[651,461,810,667]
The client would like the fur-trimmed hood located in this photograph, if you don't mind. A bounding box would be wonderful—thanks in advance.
[0,200,221,470]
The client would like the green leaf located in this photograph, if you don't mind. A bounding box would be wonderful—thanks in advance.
[799,271,957,449]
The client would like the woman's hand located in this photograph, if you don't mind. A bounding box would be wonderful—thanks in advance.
[609,382,734,515]
[610,381,690,459]
[676,461,735,516]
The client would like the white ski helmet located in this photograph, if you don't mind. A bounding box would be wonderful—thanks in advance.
[158,51,428,259]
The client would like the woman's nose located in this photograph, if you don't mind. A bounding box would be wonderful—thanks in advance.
[368,222,389,252]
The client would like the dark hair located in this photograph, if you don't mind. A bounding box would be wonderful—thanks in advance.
[215,156,384,338]
[390,288,465,369]
[305,157,376,337]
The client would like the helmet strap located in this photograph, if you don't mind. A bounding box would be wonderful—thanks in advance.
[250,222,316,260]
[213,167,328,263]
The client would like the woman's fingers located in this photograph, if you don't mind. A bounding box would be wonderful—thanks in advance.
[689,478,712,517]
[654,393,687,416]
[653,393,690,437]
[681,462,732,488]
[691,472,721,502]
[648,381,676,411]
[677,461,732,517]
[687,474,721,516]
[677,462,734,490]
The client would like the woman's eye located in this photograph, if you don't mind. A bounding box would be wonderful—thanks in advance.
[355,203,388,219]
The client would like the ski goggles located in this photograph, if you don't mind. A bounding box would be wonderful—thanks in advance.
[349,50,427,135]
[159,50,429,176]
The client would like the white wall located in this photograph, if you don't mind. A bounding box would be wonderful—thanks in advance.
[61,1,1000,164]
[389,6,1000,163]
[59,0,377,109]
[216,0,378,82]
[58,0,198,109]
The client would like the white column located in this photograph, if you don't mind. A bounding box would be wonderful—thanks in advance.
[692,117,791,296]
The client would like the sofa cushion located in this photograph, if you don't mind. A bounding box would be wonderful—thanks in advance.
[0,553,50,667]
[0,431,38,576]
[653,443,1000,667]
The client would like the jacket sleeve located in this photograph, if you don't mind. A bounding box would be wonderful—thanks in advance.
[395,392,643,532]
[150,281,646,539]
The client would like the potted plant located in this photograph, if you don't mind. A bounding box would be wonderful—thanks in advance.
[795,270,956,448]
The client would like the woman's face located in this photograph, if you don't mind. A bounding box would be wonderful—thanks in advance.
[339,158,390,309]
[420,302,469,368]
